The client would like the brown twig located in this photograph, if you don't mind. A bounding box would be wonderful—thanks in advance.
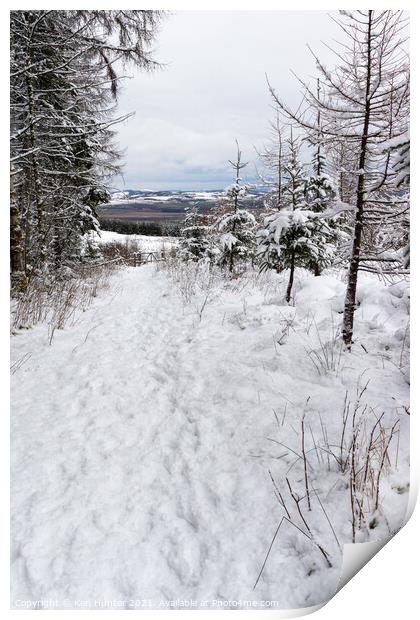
[375,420,400,511]
[268,469,291,519]
[301,407,311,511]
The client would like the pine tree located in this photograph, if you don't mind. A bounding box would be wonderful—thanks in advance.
[305,96,335,216]
[304,112,340,275]
[257,130,305,280]
[258,129,337,300]
[179,205,211,262]
[215,141,256,273]
[10,169,27,292]
[10,10,164,289]
[259,209,336,300]
[384,133,410,268]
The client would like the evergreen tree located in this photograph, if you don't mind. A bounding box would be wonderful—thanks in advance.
[259,209,336,301]
[179,205,211,261]
[10,10,163,289]
[258,130,337,300]
[304,120,341,276]
[215,142,256,272]
[384,133,410,268]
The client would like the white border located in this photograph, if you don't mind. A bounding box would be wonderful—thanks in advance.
[2,2,417,619]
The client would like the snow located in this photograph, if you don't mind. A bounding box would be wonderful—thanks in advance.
[11,264,409,610]
[265,210,290,245]
[110,191,130,201]
[291,209,309,225]
[109,190,225,204]
[219,232,237,250]
[185,192,220,201]
[322,201,356,219]
[90,230,178,252]
[382,133,410,151]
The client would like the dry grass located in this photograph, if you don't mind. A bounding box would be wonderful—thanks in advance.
[11,262,118,343]
[305,314,345,376]
[101,239,176,266]
[254,388,402,588]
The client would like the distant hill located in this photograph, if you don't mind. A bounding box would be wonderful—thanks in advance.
[99,187,269,222]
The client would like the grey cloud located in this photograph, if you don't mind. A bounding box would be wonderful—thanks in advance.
[113,11,342,190]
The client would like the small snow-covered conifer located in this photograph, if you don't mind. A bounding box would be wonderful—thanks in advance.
[258,129,337,299]
[179,205,211,261]
[304,129,341,275]
[215,142,256,272]
[257,129,306,275]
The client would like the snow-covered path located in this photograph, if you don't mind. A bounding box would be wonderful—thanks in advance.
[11,265,409,609]
[11,267,293,608]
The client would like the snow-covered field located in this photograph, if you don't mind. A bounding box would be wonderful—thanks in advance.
[92,230,178,252]
[10,263,409,610]
[108,190,231,204]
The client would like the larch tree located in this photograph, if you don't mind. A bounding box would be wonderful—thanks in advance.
[268,10,409,347]
[256,112,285,212]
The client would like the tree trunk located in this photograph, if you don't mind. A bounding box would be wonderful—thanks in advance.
[10,180,27,293]
[229,249,234,273]
[277,127,282,209]
[286,250,295,303]
[25,39,47,269]
[342,11,373,349]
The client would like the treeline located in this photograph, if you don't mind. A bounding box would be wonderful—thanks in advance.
[10,10,163,292]
[100,219,182,237]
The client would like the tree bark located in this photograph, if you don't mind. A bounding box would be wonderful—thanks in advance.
[25,34,47,269]
[10,179,27,292]
[229,245,234,273]
[342,11,373,349]
[277,116,282,209]
[286,250,295,303]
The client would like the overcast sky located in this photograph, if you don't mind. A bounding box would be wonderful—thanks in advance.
[114,11,342,190]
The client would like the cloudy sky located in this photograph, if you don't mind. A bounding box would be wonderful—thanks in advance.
[114,11,342,190]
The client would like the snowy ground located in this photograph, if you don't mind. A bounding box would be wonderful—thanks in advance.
[91,230,178,253]
[11,262,409,610]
